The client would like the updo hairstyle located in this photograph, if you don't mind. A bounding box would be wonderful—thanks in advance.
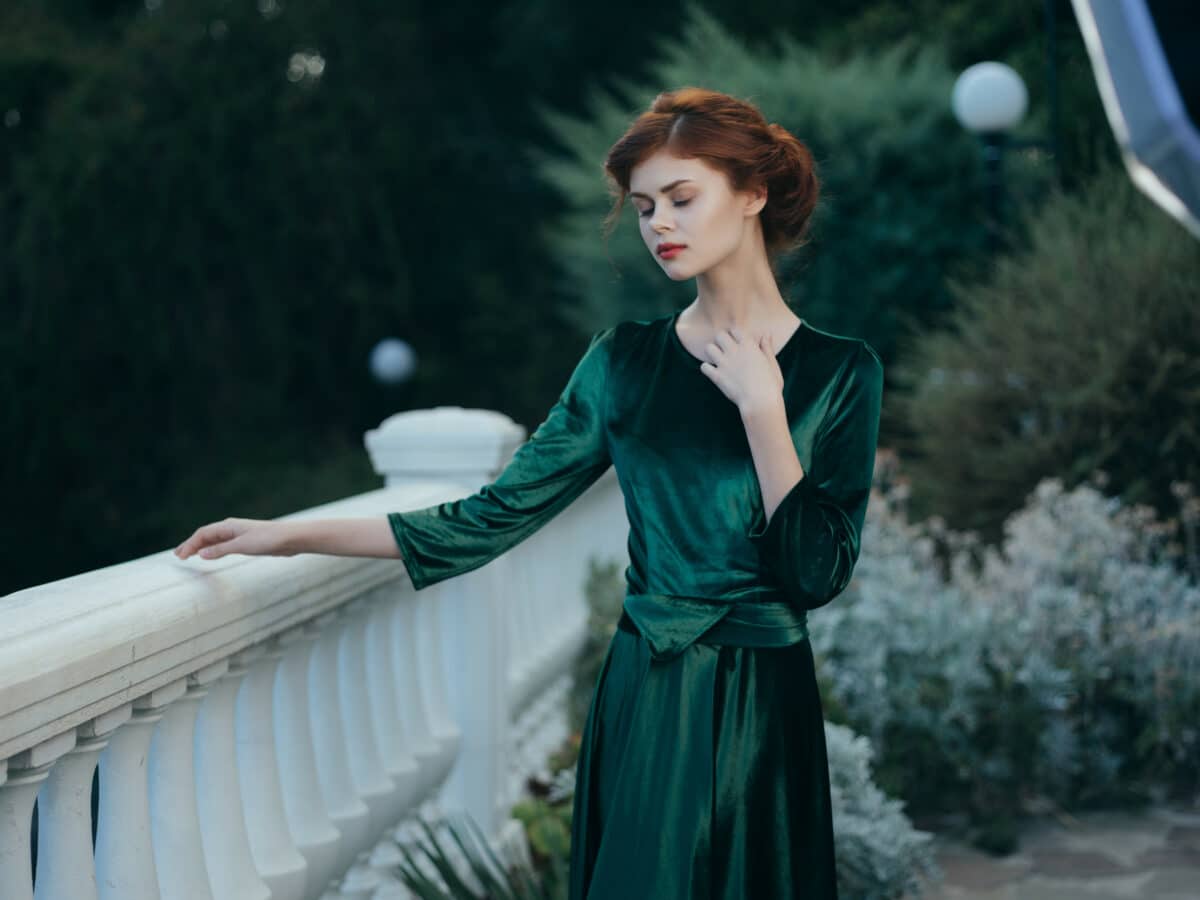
[602,86,821,260]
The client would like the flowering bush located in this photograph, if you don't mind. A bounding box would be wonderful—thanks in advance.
[810,467,1200,850]
[825,721,940,898]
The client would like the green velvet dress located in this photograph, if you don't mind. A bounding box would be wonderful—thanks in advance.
[388,308,884,900]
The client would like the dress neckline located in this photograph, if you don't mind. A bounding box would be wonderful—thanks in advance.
[668,308,806,367]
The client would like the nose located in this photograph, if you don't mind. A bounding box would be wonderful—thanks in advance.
[649,206,673,233]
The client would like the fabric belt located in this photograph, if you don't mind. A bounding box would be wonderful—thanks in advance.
[620,590,809,662]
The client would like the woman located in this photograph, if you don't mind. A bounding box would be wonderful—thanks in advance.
[177,86,883,899]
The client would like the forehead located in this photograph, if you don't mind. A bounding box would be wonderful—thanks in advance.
[629,150,720,194]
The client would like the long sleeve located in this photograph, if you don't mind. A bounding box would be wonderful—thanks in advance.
[388,327,614,590]
[748,340,884,609]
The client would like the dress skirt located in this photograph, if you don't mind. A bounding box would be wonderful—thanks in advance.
[567,610,839,900]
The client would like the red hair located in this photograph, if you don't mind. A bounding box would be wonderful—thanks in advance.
[602,87,820,260]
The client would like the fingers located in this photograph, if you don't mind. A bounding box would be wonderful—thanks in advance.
[713,328,742,351]
[174,520,240,560]
[194,538,240,560]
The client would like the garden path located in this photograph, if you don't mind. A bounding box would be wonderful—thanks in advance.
[911,803,1200,899]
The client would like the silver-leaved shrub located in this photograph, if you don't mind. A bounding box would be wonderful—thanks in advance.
[825,720,941,898]
[810,472,1200,845]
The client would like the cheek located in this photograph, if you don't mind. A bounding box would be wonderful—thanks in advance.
[701,207,744,252]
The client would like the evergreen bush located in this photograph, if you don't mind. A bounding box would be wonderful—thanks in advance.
[530,4,1049,361]
[888,157,1200,542]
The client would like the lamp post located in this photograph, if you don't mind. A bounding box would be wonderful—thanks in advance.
[952,0,1063,254]
[369,337,416,387]
[369,337,417,415]
[952,61,1030,254]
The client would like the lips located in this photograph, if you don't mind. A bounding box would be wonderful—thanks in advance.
[657,243,687,257]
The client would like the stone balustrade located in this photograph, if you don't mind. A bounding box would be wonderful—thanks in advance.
[0,405,628,899]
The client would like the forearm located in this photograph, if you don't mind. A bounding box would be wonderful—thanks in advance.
[282,517,401,559]
[740,395,806,524]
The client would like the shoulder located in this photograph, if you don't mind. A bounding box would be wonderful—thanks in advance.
[796,326,883,431]
[801,320,881,372]
[836,339,883,403]
[586,313,672,367]
[794,320,882,393]
[851,338,884,384]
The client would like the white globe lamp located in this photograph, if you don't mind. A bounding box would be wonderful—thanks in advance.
[369,337,416,385]
[952,62,1029,134]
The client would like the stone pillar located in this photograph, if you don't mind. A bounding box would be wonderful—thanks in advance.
[365,406,523,837]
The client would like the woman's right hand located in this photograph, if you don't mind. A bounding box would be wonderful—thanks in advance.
[174,517,293,561]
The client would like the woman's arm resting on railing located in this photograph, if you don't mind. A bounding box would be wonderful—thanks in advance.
[384,327,613,590]
[175,326,614,580]
[174,516,400,561]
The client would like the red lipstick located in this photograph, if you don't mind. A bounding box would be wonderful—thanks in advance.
[657,242,687,259]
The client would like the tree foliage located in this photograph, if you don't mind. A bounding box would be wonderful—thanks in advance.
[0,0,1123,593]
[889,157,1200,539]
[531,4,1062,361]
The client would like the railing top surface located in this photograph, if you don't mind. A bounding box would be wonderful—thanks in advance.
[0,479,464,761]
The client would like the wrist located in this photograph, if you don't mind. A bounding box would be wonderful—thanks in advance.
[275,520,304,556]
[739,392,785,422]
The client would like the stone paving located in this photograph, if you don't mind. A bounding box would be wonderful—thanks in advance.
[909,804,1200,899]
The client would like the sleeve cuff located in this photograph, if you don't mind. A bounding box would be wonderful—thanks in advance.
[748,474,817,543]
[387,511,429,590]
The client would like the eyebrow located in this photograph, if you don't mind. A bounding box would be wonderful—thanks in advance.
[629,179,694,200]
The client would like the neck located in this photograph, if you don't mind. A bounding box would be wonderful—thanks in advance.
[691,245,793,330]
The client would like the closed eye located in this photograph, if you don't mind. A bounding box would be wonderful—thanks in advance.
[637,198,692,218]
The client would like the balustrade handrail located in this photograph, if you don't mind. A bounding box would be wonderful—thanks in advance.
[0,481,459,762]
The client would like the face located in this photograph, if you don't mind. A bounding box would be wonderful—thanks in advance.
[628,148,766,280]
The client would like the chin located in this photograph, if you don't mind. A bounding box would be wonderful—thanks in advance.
[658,260,698,280]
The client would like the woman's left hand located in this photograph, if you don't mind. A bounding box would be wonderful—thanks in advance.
[697,327,784,415]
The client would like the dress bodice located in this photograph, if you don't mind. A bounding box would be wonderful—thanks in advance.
[388,309,884,649]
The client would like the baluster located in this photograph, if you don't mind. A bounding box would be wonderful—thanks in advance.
[96,681,182,900]
[36,707,131,900]
[235,635,308,899]
[148,664,222,900]
[432,569,509,837]
[506,551,540,812]
[0,732,73,900]
[508,550,534,691]
[391,599,454,801]
[412,592,462,784]
[336,598,397,841]
[194,652,270,900]
[275,622,342,900]
[308,610,371,878]
[1,768,46,900]
[364,592,421,827]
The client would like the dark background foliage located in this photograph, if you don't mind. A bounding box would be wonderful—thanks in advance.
[1,0,1127,594]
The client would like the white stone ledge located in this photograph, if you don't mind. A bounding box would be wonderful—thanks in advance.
[0,480,471,761]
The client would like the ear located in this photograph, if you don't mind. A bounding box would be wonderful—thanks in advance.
[744,183,768,217]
